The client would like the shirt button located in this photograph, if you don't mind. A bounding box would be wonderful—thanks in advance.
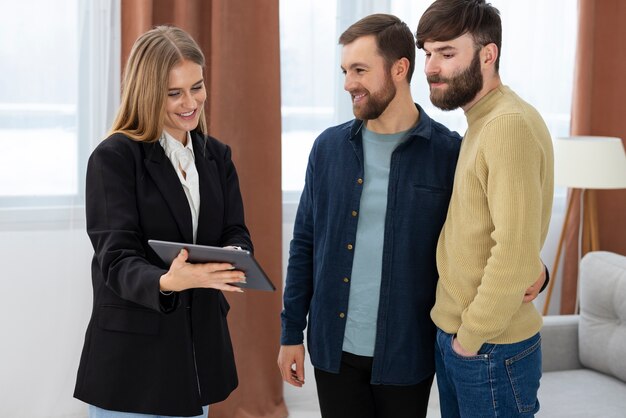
[351,210,358,217]
[347,244,353,250]
[357,178,363,184]
[339,313,345,318]
[343,277,349,283]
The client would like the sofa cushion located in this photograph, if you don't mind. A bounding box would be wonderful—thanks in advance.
[538,369,626,417]
[540,314,581,372]
[578,251,626,381]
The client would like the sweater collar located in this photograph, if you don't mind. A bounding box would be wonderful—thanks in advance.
[465,85,510,125]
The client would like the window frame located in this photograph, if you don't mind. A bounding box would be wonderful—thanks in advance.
[0,0,120,228]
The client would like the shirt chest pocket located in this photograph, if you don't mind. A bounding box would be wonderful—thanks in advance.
[410,184,452,228]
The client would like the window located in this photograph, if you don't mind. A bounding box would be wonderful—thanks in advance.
[279,0,338,195]
[280,0,578,194]
[0,1,120,217]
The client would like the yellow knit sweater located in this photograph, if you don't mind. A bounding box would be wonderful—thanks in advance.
[431,85,554,353]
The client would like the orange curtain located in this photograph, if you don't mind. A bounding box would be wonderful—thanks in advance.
[562,0,626,313]
[121,1,286,417]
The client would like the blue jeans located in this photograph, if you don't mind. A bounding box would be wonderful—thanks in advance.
[435,328,541,418]
[89,405,208,418]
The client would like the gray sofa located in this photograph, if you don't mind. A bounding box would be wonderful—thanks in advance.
[538,251,626,417]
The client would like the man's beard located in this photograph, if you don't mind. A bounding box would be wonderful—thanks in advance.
[351,73,396,120]
[428,50,483,111]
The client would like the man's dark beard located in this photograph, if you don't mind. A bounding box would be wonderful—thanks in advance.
[352,73,396,120]
[428,50,483,111]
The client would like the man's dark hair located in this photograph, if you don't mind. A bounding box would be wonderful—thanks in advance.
[339,13,416,83]
[416,0,502,71]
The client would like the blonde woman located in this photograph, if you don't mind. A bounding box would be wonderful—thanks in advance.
[74,26,249,418]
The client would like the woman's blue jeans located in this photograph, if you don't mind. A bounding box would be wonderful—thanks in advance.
[435,328,542,418]
[89,405,208,418]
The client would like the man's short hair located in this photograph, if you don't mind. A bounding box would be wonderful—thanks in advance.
[339,13,416,83]
[416,0,502,71]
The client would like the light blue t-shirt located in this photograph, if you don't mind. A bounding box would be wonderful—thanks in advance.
[342,125,408,357]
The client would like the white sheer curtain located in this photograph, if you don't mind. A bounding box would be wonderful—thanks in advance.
[407,0,577,138]
[280,0,576,298]
[281,0,577,192]
[0,1,120,417]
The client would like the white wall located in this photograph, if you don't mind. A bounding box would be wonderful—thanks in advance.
[535,192,566,315]
[1,224,92,417]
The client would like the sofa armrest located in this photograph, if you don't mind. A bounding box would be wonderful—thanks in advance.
[541,315,582,372]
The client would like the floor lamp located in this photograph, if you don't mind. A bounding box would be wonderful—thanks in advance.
[542,136,626,315]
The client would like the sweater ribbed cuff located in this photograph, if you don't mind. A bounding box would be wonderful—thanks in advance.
[456,326,485,354]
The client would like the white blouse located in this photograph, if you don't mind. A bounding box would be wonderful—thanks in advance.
[159,130,200,243]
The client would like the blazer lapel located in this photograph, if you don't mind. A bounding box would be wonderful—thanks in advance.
[192,133,224,245]
[142,141,194,243]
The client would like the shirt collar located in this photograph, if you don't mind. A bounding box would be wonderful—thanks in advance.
[159,130,194,159]
[348,103,433,142]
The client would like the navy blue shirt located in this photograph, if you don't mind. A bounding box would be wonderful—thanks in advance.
[281,104,461,385]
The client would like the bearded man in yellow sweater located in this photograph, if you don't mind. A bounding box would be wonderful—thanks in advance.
[416,1,554,417]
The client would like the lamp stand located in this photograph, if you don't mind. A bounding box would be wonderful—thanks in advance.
[542,190,576,315]
[542,188,600,315]
[583,189,600,253]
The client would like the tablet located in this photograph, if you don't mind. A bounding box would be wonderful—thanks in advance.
[148,239,276,291]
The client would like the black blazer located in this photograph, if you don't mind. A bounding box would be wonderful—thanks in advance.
[74,131,252,416]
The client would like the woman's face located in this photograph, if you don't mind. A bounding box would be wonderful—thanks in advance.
[163,59,207,143]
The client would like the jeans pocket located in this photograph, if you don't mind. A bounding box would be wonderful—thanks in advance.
[448,334,495,361]
[505,335,542,414]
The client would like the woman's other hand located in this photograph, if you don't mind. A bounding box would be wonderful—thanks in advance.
[159,248,246,293]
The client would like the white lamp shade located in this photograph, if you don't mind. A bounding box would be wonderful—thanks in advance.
[554,136,626,189]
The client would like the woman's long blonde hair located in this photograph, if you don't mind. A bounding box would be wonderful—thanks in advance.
[109,25,207,142]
